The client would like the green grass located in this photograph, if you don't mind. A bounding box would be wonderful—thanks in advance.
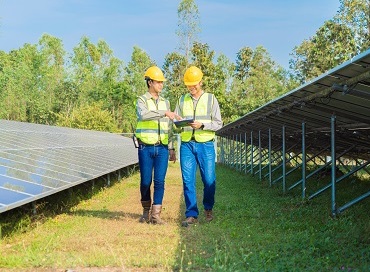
[177,165,370,271]
[0,163,369,271]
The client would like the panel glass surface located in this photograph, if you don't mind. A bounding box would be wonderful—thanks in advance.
[0,120,138,213]
[0,187,31,205]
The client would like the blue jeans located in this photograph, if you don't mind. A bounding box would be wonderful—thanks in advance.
[180,141,216,218]
[138,144,169,205]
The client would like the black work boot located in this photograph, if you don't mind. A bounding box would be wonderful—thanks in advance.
[139,200,151,223]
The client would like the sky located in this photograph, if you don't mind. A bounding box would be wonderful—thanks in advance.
[0,0,340,70]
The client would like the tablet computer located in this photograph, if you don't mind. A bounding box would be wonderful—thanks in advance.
[174,118,194,127]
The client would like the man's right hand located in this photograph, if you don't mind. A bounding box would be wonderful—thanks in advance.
[165,111,182,120]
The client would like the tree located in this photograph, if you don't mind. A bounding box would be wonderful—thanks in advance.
[290,0,369,83]
[0,44,39,122]
[235,47,253,82]
[228,46,292,122]
[0,35,67,124]
[164,0,201,109]
[162,52,188,109]
[69,36,127,131]
[213,54,235,123]
[176,0,201,63]
[70,36,124,103]
[190,42,231,123]
[191,42,229,99]
[120,46,154,131]
[335,0,370,52]
[124,46,153,97]
[290,20,357,83]
[33,34,67,124]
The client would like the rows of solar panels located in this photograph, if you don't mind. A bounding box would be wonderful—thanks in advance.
[216,48,370,214]
[217,48,370,158]
[0,120,138,213]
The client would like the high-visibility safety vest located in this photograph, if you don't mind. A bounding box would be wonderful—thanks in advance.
[178,92,215,142]
[135,94,170,145]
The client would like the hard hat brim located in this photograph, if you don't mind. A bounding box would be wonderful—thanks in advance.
[145,76,167,82]
[184,80,201,86]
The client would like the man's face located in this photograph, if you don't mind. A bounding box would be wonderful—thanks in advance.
[186,81,202,97]
[150,80,164,93]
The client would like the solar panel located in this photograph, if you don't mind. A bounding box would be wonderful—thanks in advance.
[0,120,138,213]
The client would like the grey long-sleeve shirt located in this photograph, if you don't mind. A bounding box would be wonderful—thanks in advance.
[136,92,175,149]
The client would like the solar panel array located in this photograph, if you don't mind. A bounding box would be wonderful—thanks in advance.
[217,49,370,160]
[216,49,370,214]
[0,120,138,213]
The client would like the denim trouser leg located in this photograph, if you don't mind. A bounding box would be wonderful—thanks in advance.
[139,144,169,205]
[180,142,198,218]
[198,141,216,210]
[180,141,216,218]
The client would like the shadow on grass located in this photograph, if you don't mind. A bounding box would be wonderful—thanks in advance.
[0,164,138,238]
[67,209,136,220]
[172,168,218,272]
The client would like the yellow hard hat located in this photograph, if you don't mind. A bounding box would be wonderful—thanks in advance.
[144,66,166,81]
[183,66,203,86]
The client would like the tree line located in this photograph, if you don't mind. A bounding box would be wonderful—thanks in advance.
[0,0,368,133]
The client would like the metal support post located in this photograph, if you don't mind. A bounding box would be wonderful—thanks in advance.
[259,130,262,181]
[301,122,306,199]
[269,128,272,186]
[282,126,286,193]
[331,115,337,216]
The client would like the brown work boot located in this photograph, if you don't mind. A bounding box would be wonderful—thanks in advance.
[181,216,198,227]
[150,204,165,224]
[205,210,213,222]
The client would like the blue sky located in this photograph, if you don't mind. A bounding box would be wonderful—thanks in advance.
[0,0,340,70]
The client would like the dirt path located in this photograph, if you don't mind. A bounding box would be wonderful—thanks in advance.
[0,164,185,271]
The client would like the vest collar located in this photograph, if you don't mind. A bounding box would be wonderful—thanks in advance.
[189,91,204,100]
[144,91,164,101]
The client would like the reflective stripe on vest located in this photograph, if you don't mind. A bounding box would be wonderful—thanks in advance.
[135,95,170,144]
[179,93,215,142]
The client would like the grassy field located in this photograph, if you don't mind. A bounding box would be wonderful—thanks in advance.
[0,163,369,271]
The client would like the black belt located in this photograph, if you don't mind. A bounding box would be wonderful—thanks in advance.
[138,140,165,146]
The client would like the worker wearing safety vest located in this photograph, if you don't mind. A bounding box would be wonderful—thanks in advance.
[175,66,223,227]
[135,66,180,224]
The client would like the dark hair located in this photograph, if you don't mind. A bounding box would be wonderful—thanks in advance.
[145,76,152,88]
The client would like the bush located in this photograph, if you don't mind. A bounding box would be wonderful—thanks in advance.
[56,102,120,132]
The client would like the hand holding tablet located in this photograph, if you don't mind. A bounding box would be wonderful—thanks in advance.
[174,118,194,127]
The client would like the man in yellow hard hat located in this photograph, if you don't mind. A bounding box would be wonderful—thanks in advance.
[135,65,180,224]
[175,66,223,227]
